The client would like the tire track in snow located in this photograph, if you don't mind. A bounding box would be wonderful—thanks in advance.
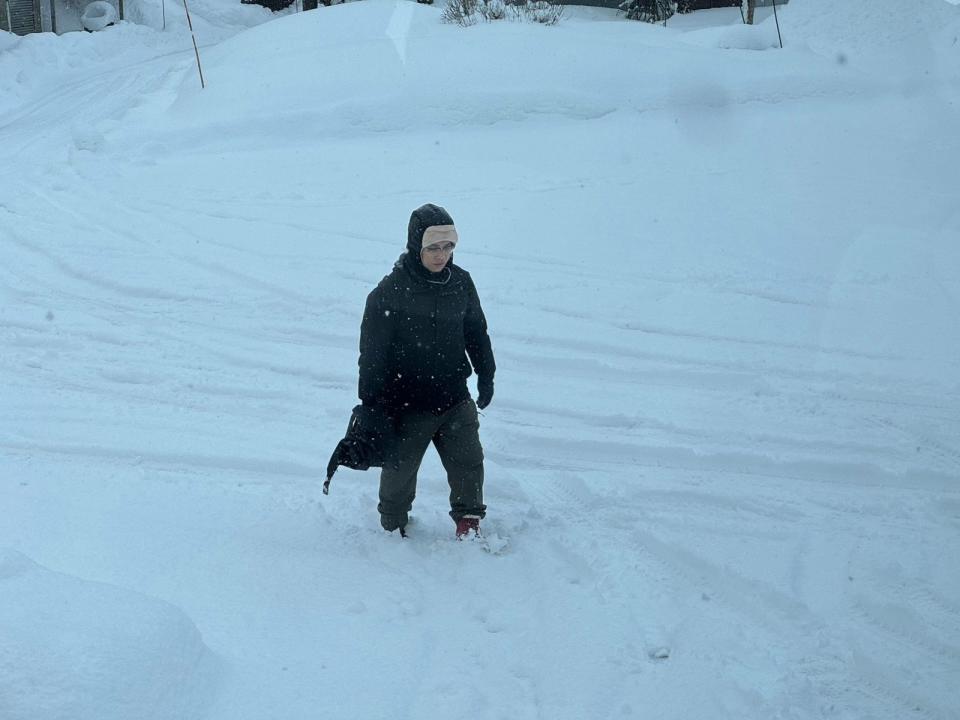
[39,180,374,329]
[487,428,956,495]
[849,651,955,720]
[4,223,211,304]
[608,514,847,714]
[629,521,889,719]
[908,585,960,625]
[1,263,347,490]
[0,439,318,480]
[509,458,959,720]
[5,177,353,410]
[0,39,219,168]
[864,415,960,475]
[500,329,919,390]
[815,530,960,720]
[499,393,916,466]
[853,595,960,667]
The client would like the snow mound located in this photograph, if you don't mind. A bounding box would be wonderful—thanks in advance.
[124,0,272,32]
[0,0,274,117]
[682,22,780,51]
[0,548,219,720]
[169,0,622,133]
[0,30,19,52]
[782,0,960,55]
[164,0,867,146]
[81,1,120,32]
[781,0,960,100]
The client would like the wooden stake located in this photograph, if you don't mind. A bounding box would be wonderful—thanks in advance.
[182,0,205,89]
[772,0,783,48]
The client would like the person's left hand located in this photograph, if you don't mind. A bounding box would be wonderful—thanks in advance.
[477,379,494,410]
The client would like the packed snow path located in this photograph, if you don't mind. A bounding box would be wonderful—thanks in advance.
[2,2,960,719]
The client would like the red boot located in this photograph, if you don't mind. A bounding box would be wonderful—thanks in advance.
[455,515,481,540]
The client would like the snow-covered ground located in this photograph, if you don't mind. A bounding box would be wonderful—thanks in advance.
[2,1,959,718]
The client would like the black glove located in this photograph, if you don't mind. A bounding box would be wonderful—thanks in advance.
[476,379,494,410]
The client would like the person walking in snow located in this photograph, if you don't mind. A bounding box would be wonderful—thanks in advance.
[358,203,496,539]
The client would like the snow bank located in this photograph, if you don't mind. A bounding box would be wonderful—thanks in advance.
[681,22,780,51]
[166,0,873,144]
[782,0,960,57]
[781,0,960,103]
[0,548,219,720]
[0,23,161,116]
[168,0,626,131]
[123,0,273,32]
[0,29,19,52]
[0,0,272,117]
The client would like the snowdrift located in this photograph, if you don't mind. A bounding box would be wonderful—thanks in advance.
[680,22,781,51]
[0,0,271,117]
[0,29,19,52]
[783,0,960,55]
[0,549,219,720]
[167,0,876,142]
[783,0,960,96]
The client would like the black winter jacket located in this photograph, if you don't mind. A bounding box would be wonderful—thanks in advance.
[359,252,495,415]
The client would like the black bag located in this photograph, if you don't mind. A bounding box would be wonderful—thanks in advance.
[323,404,395,494]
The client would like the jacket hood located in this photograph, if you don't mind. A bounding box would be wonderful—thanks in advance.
[407,203,455,255]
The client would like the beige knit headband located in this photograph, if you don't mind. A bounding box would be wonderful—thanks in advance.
[422,225,459,249]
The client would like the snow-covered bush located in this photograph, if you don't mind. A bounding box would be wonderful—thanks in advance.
[620,0,675,23]
[240,0,294,11]
[442,0,480,26]
[443,0,563,26]
[479,0,508,21]
[523,0,563,25]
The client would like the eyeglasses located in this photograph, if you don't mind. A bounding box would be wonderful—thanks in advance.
[423,242,456,256]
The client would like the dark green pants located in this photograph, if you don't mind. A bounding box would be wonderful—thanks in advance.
[378,399,486,532]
